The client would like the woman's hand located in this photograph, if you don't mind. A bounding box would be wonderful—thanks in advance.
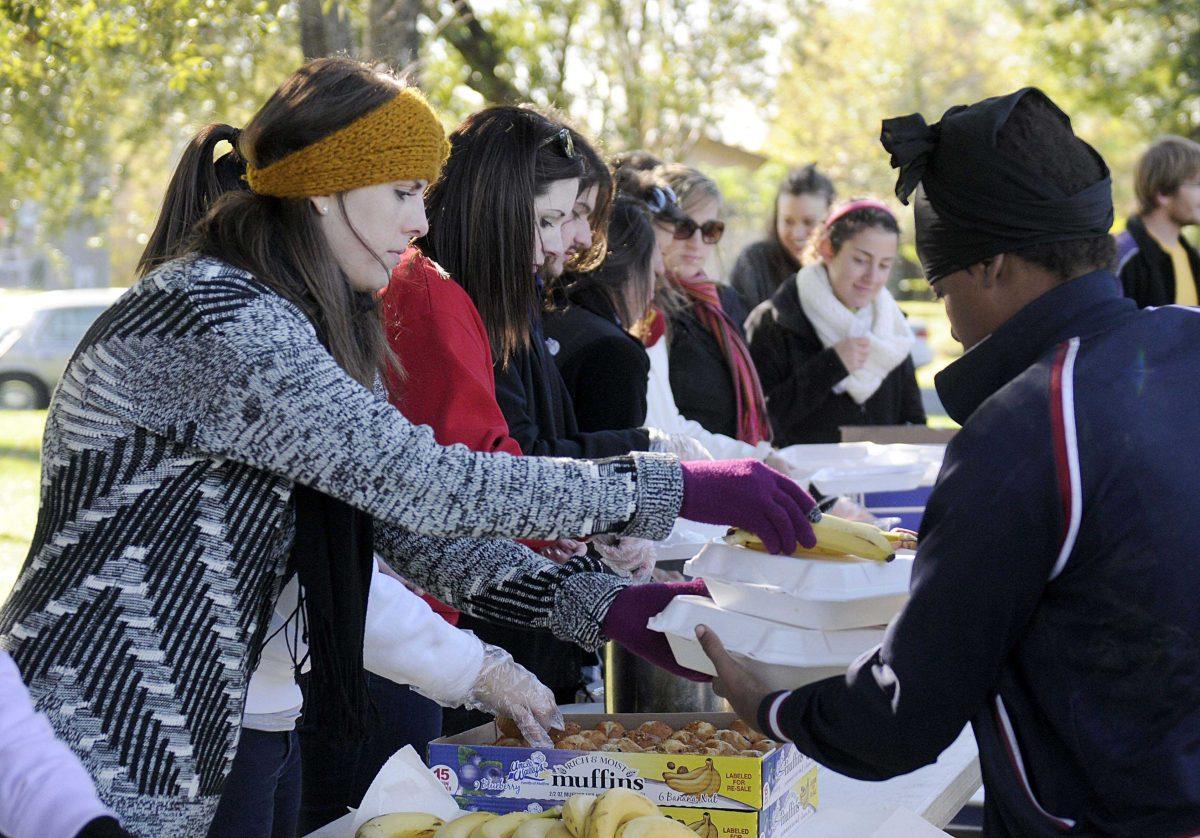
[834,336,871,372]
[463,644,564,749]
[601,580,713,681]
[679,459,817,555]
[539,539,588,565]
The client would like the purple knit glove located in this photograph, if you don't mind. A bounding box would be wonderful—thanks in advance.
[602,580,713,682]
[679,459,818,555]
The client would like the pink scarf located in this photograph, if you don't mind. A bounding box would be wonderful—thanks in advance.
[672,272,773,445]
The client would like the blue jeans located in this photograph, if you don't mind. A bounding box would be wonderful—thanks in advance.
[297,675,443,835]
[207,728,301,838]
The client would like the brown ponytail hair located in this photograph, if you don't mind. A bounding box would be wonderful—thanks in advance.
[137,57,405,386]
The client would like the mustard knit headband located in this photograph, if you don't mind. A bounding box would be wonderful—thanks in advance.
[244,87,450,198]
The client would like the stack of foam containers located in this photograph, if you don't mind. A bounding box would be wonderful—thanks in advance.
[648,539,915,691]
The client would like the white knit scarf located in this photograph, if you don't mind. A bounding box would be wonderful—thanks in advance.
[796,262,915,405]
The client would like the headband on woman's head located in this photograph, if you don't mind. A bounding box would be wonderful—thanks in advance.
[244,87,449,198]
[824,198,896,230]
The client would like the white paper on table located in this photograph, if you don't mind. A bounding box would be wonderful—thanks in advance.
[796,806,949,836]
[302,745,463,837]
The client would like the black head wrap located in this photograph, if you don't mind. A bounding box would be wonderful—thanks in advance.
[879,87,1113,282]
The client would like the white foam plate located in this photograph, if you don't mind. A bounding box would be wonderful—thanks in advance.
[686,540,912,630]
[808,462,927,495]
[647,596,884,692]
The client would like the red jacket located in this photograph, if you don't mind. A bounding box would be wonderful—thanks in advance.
[380,250,529,623]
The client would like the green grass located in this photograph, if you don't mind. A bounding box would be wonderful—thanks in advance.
[0,410,44,602]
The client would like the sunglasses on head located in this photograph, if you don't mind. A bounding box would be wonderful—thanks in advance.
[539,127,577,160]
[644,185,679,215]
[672,216,725,244]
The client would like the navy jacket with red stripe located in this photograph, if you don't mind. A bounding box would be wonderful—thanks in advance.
[758,270,1200,836]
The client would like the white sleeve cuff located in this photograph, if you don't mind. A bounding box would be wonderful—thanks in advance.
[765,691,793,742]
[362,563,485,706]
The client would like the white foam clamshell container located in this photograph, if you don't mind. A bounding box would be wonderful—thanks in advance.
[647,595,885,693]
[685,539,914,631]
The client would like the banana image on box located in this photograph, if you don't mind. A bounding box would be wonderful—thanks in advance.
[661,758,722,796]
[685,812,718,838]
[728,512,913,563]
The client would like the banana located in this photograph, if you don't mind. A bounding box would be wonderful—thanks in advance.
[512,819,569,838]
[356,812,445,838]
[533,807,563,820]
[686,813,718,838]
[471,812,534,838]
[728,513,900,562]
[562,795,595,837]
[614,816,696,837]
[661,758,721,796]
[435,813,497,838]
[584,789,660,838]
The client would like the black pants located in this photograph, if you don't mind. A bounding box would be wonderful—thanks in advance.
[296,674,443,834]
[207,728,301,838]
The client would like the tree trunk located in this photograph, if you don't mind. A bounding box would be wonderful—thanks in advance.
[366,0,423,76]
[436,0,523,104]
[299,0,356,59]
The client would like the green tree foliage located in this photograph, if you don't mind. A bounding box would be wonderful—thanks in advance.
[1017,0,1199,140]
[770,0,1038,203]
[0,1,299,238]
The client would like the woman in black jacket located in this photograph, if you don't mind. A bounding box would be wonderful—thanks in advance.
[730,164,836,312]
[545,195,658,431]
[656,164,774,445]
[746,200,925,445]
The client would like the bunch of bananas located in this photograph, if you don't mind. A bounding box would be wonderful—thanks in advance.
[727,512,914,563]
[355,788,700,838]
[661,758,722,796]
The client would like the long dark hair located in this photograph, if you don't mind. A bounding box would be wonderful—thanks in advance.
[564,124,614,274]
[565,195,656,328]
[769,163,835,244]
[420,106,585,365]
[137,57,405,386]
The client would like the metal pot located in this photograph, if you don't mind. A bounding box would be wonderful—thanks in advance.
[603,641,729,714]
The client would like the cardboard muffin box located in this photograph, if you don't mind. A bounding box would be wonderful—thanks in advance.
[426,712,817,831]
[446,769,819,837]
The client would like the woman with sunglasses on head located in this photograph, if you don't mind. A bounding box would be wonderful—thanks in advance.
[543,194,660,434]
[745,200,925,445]
[653,164,774,448]
[0,59,818,837]
[731,164,837,312]
[380,111,740,739]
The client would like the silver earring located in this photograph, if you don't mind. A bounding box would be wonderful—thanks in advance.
[320,205,329,215]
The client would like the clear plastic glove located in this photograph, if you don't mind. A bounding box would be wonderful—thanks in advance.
[591,535,657,582]
[461,643,564,749]
[647,428,714,461]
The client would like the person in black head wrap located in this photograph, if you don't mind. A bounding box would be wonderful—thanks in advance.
[880,86,1113,287]
[694,88,1200,837]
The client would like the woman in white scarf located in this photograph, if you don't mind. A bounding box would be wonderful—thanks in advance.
[745,199,926,445]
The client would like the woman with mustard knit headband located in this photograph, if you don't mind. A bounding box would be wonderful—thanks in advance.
[0,57,816,836]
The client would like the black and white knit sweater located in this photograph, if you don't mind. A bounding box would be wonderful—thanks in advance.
[0,255,682,836]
